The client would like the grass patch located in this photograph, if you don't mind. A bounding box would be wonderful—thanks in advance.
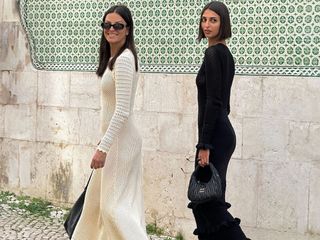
[147,223,184,240]
[147,223,164,236]
[1,191,184,239]
[0,191,66,220]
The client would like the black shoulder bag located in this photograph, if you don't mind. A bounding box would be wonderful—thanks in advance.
[188,163,222,203]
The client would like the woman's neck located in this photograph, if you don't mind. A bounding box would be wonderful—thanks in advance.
[208,39,226,47]
[110,41,126,57]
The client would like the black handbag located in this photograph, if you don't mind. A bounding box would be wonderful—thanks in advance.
[64,171,93,239]
[187,163,222,203]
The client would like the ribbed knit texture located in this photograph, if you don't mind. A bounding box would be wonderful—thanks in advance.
[72,49,148,240]
[97,49,137,153]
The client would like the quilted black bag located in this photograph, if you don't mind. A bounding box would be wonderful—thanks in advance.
[64,171,93,239]
[187,163,222,203]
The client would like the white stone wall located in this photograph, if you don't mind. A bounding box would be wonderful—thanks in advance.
[1,1,320,239]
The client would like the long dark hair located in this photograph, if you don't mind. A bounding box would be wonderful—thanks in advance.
[96,5,138,77]
[197,1,232,42]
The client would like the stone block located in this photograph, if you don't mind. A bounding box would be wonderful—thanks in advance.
[180,74,197,115]
[288,122,320,162]
[0,22,31,71]
[4,104,36,141]
[0,71,15,103]
[143,73,162,112]
[31,142,83,203]
[70,72,100,109]
[0,138,7,186]
[1,70,13,85]
[3,0,19,22]
[226,159,259,227]
[31,142,57,199]
[70,145,95,202]
[288,121,310,162]
[242,118,263,160]
[38,71,70,107]
[18,141,33,189]
[243,117,289,161]
[257,162,309,233]
[14,72,37,104]
[306,77,320,122]
[1,71,37,104]
[232,76,263,117]
[143,151,188,226]
[158,113,196,154]
[309,163,320,234]
[36,106,80,144]
[134,74,144,111]
[0,139,19,188]
[0,82,10,104]
[78,108,100,146]
[46,144,73,203]
[309,124,320,162]
[159,74,184,113]
[263,118,289,162]
[0,22,19,70]
[143,74,185,113]
[0,105,4,136]
[263,76,320,122]
[135,112,160,151]
[229,115,242,159]
[0,0,3,22]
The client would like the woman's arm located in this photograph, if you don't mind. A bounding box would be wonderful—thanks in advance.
[98,51,135,153]
[91,51,135,169]
[197,47,223,150]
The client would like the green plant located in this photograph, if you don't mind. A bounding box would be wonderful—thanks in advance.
[175,232,184,240]
[146,223,164,236]
[146,223,184,239]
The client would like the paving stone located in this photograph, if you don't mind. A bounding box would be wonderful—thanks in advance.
[0,204,174,240]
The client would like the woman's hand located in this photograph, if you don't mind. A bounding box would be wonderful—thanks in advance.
[197,149,210,167]
[90,150,107,169]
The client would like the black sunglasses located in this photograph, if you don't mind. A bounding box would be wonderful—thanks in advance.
[101,22,127,30]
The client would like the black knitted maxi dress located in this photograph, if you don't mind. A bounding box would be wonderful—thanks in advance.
[189,43,248,240]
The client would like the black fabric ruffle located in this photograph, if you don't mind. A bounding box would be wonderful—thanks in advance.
[193,217,241,236]
[196,143,214,150]
[188,201,242,236]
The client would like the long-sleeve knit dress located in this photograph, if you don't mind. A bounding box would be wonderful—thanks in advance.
[189,43,248,240]
[72,49,149,240]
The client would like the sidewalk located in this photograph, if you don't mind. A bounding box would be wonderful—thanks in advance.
[0,197,173,240]
[0,203,67,240]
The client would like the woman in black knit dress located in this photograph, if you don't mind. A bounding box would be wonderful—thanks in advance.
[188,2,249,240]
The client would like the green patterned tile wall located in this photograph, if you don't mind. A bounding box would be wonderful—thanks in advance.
[17,0,319,76]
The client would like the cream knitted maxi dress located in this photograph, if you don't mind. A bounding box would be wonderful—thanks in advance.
[72,49,148,240]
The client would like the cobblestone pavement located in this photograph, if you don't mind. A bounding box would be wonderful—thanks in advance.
[0,204,170,240]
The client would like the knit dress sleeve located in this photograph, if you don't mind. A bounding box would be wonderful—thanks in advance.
[196,47,223,150]
[97,51,135,153]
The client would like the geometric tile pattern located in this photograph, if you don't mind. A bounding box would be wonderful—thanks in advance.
[17,0,320,76]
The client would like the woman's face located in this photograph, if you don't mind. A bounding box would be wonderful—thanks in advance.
[103,12,129,46]
[201,9,221,41]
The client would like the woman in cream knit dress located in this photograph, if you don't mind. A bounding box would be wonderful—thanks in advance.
[72,5,149,240]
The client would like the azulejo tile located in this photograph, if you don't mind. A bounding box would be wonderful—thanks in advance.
[17,0,319,77]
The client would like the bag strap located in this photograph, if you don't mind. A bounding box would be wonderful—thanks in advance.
[84,170,94,190]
